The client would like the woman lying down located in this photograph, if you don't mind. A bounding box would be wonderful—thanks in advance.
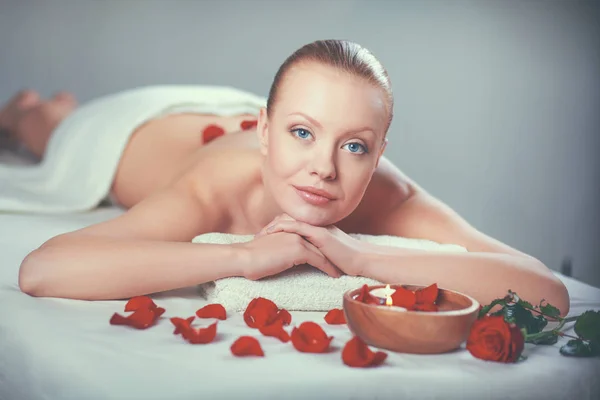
[3,40,569,315]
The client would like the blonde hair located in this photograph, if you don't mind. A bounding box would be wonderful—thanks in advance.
[267,39,394,131]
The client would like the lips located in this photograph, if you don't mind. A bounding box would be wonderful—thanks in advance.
[293,185,336,206]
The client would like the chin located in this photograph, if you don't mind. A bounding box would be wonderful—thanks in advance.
[283,204,342,227]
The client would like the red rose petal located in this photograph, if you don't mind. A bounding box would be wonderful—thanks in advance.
[391,286,417,309]
[240,119,258,130]
[181,321,218,344]
[231,336,265,357]
[356,284,380,305]
[291,322,333,353]
[196,304,227,320]
[244,297,280,329]
[170,316,195,335]
[259,319,290,343]
[124,296,158,312]
[202,124,225,144]
[342,336,388,368]
[324,309,347,325]
[274,309,292,326]
[110,307,162,330]
[415,283,439,305]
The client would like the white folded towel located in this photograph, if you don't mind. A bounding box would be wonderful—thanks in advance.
[192,233,467,312]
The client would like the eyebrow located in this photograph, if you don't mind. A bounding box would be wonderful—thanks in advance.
[288,112,376,136]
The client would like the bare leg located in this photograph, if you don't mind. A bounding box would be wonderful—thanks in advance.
[0,91,77,158]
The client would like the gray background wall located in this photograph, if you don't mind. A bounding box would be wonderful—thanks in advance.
[1,0,599,287]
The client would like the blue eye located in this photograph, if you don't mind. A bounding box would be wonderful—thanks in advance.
[291,128,313,140]
[343,142,367,154]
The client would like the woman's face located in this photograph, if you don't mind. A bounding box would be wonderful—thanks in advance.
[257,62,389,226]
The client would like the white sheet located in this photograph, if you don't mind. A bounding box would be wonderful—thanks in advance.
[1,208,599,400]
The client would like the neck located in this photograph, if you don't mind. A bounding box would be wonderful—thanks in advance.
[246,161,284,233]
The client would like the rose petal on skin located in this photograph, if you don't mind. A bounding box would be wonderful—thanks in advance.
[259,319,290,343]
[342,336,388,368]
[240,120,258,130]
[324,309,347,325]
[415,283,439,305]
[231,336,265,357]
[391,286,417,309]
[291,322,333,353]
[355,284,380,305]
[196,304,227,320]
[170,316,195,335]
[110,307,162,330]
[124,296,158,312]
[202,124,225,144]
[181,322,218,345]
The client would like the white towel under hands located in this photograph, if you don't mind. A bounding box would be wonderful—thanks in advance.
[192,233,467,312]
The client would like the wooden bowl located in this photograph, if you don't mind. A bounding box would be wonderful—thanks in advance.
[343,284,480,354]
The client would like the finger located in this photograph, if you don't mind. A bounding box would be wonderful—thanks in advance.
[267,220,322,246]
[300,241,342,278]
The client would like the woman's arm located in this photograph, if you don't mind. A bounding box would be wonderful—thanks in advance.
[362,189,571,317]
[18,181,245,300]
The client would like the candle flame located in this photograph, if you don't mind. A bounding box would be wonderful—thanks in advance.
[386,295,393,306]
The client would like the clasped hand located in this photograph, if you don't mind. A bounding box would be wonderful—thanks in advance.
[240,214,365,280]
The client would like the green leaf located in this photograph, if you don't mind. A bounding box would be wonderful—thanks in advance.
[478,298,507,319]
[539,301,561,319]
[559,339,600,357]
[503,303,548,334]
[525,331,559,345]
[574,310,600,345]
[519,300,534,310]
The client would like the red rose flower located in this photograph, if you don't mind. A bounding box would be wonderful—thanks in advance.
[466,315,525,363]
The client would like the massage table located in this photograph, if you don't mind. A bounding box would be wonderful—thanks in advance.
[1,206,599,400]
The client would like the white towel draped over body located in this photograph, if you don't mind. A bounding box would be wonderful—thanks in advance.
[193,233,467,312]
[0,85,267,213]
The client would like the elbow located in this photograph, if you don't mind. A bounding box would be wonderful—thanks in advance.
[549,274,571,318]
[532,257,571,318]
[19,249,47,297]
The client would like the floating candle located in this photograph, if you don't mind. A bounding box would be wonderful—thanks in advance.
[369,284,396,299]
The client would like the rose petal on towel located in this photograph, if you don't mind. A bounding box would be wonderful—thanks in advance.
[391,286,417,309]
[273,309,292,326]
[110,307,163,330]
[355,284,380,305]
[244,297,279,329]
[291,322,333,353]
[181,321,218,345]
[240,119,258,130]
[170,316,195,335]
[231,336,265,357]
[196,304,227,320]
[342,336,388,368]
[202,124,226,144]
[324,309,347,325]
[124,296,159,312]
[415,283,439,305]
[259,319,290,343]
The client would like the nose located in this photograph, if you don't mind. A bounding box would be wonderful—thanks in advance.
[309,147,337,180]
